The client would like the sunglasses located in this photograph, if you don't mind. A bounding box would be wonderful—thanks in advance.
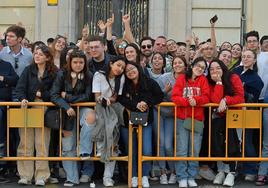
[118,43,127,49]
[14,57,19,69]
[141,44,152,49]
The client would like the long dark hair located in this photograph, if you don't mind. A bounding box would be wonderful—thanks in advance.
[103,55,126,95]
[151,52,166,73]
[124,43,141,64]
[185,57,207,80]
[60,45,79,69]
[125,61,148,91]
[207,58,234,96]
[65,49,90,84]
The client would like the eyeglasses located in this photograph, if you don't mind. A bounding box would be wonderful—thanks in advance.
[14,57,19,69]
[141,44,152,49]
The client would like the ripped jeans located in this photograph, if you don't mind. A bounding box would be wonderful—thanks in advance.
[62,108,94,184]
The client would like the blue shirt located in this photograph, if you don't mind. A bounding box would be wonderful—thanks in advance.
[0,46,32,76]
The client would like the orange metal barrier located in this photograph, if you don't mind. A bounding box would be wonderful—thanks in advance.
[136,102,268,188]
[1,101,268,188]
[0,102,133,187]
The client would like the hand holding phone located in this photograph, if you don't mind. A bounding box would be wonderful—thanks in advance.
[210,15,218,24]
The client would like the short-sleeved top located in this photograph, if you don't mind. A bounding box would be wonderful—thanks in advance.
[0,46,32,77]
[92,71,125,98]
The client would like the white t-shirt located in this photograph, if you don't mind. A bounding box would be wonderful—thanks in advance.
[92,71,125,98]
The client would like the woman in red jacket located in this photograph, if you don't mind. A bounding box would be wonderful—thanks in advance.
[172,57,210,188]
[207,58,244,187]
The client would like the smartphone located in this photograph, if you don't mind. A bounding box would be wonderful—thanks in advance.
[101,97,107,108]
[210,15,218,24]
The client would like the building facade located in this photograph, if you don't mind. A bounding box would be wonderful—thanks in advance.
[0,0,266,45]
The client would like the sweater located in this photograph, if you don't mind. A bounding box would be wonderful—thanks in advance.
[171,74,210,121]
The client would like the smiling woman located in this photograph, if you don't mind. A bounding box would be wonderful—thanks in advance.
[14,45,57,186]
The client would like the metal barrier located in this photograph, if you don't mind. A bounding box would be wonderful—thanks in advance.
[0,102,133,187]
[1,101,268,187]
[136,102,268,188]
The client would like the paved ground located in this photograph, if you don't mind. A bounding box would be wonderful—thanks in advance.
[0,177,267,188]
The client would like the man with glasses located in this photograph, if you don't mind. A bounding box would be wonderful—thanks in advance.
[0,25,32,182]
[140,37,154,67]
[88,35,113,74]
[245,30,260,54]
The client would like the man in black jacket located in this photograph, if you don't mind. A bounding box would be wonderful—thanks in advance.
[0,59,18,182]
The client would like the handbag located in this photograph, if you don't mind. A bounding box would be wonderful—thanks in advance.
[129,111,148,126]
[183,118,204,133]
[44,108,61,130]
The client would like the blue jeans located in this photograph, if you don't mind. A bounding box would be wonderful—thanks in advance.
[79,108,95,155]
[120,124,152,177]
[175,119,203,180]
[62,119,79,184]
[79,108,95,177]
[243,129,258,175]
[258,108,268,175]
[153,109,175,171]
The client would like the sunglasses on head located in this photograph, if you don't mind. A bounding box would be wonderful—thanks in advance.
[118,43,127,49]
[141,44,152,49]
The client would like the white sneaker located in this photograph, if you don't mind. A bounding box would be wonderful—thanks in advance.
[142,176,150,187]
[245,174,256,181]
[18,178,31,185]
[199,167,216,181]
[35,179,45,186]
[178,179,188,188]
[168,173,177,184]
[223,172,235,187]
[188,179,198,187]
[213,171,225,185]
[131,177,138,187]
[103,178,114,187]
[160,174,168,184]
[80,175,91,183]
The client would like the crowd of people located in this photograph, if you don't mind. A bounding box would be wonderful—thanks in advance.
[0,13,268,188]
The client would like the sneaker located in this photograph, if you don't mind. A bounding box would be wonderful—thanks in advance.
[160,174,168,184]
[48,176,59,184]
[188,179,198,187]
[178,179,187,188]
[213,171,225,185]
[18,178,32,185]
[256,175,267,186]
[245,174,256,182]
[223,172,235,187]
[103,178,114,187]
[80,174,91,183]
[168,173,177,184]
[199,167,216,181]
[142,176,150,187]
[64,181,75,187]
[80,153,91,160]
[35,179,45,186]
[131,177,138,187]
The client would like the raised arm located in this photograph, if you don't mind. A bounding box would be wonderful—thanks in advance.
[122,14,135,43]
